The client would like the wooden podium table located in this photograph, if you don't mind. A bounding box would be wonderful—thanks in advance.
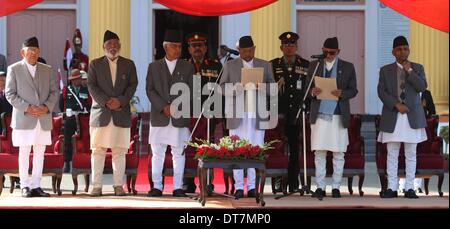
[197,159,266,207]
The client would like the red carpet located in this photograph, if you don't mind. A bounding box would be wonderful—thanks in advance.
[135,156,237,193]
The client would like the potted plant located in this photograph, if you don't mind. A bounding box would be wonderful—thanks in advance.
[187,135,278,161]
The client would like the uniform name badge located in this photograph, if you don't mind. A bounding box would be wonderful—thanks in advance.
[79,93,88,99]
[296,79,302,90]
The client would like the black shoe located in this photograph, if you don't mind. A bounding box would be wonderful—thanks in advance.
[418,188,423,193]
[183,184,197,193]
[63,161,71,173]
[381,189,398,198]
[14,177,21,189]
[30,188,50,197]
[273,187,282,193]
[247,189,256,198]
[147,188,163,197]
[288,182,299,193]
[332,189,341,198]
[404,189,419,199]
[234,189,244,199]
[311,188,325,200]
[22,187,32,198]
[172,189,188,197]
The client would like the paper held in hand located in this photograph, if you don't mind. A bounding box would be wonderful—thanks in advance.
[241,67,263,87]
[241,68,264,113]
[314,77,338,101]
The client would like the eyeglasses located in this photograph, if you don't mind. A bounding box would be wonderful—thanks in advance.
[325,51,337,56]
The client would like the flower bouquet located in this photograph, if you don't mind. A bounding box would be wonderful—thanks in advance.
[186,135,279,161]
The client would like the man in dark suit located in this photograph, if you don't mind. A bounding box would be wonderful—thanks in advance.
[377,36,427,199]
[307,37,358,199]
[87,30,138,197]
[146,30,195,198]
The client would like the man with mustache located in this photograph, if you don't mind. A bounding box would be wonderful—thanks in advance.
[377,36,427,199]
[87,30,138,197]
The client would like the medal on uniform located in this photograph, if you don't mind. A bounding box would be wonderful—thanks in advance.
[296,79,302,89]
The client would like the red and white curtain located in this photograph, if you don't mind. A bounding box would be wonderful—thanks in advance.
[0,0,43,17]
[379,0,448,33]
[1,0,447,33]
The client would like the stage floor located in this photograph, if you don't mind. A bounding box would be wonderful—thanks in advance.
[0,163,448,209]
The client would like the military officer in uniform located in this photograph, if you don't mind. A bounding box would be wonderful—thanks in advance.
[270,32,309,193]
[63,69,90,172]
[65,29,89,72]
[183,33,222,194]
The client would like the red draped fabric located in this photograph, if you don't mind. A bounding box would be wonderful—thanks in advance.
[0,0,43,17]
[379,0,449,33]
[155,0,277,16]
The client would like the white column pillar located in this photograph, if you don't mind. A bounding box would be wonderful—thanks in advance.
[130,0,152,112]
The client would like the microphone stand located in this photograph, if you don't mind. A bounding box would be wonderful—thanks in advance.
[184,51,238,200]
[275,57,323,200]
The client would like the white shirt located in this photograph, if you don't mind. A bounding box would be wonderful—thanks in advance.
[25,60,37,77]
[108,58,118,87]
[165,58,178,74]
[325,59,336,71]
[242,59,254,69]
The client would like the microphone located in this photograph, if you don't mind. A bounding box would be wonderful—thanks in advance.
[220,45,239,56]
[311,53,326,59]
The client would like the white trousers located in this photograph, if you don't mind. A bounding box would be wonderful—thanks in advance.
[229,114,264,191]
[314,150,345,190]
[19,145,46,189]
[233,169,256,190]
[387,142,417,191]
[151,143,185,191]
[91,147,127,188]
[399,178,422,191]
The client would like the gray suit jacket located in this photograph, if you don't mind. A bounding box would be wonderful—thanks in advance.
[146,58,194,127]
[5,60,58,130]
[306,58,358,128]
[219,57,276,130]
[87,56,138,128]
[377,62,427,133]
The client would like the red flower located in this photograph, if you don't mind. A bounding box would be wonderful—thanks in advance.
[249,145,261,157]
[234,146,247,157]
[230,135,240,141]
